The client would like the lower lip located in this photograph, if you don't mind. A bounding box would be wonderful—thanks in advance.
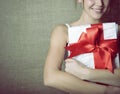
[92,9,102,13]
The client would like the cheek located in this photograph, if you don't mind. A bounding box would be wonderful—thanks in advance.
[84,0,94,8]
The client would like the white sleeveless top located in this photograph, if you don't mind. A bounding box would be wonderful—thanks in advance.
[66,23,120,69]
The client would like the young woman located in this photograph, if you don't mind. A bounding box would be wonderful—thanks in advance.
[44,0,120,94]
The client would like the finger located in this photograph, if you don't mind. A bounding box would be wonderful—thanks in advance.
[65,58,75,63]
[72,58,87,67]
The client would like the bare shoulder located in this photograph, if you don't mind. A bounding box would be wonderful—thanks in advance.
[50,24,68,44]
[52,24,68,35]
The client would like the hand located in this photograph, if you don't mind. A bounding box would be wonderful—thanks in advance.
[65,58,90,80]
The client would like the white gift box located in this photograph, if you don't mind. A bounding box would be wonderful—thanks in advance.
[67,23,120,69]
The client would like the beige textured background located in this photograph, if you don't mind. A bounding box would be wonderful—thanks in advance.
[0,0,82,94]
[0,0,120,94]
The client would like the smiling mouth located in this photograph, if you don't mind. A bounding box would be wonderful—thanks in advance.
[92,8,103,13]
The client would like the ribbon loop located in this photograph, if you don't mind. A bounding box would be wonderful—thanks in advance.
[65,24,118,72]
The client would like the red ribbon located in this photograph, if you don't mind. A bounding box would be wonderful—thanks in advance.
[65,24,118,72]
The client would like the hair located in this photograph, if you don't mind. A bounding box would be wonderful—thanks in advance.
[101,0,120,24]
[75,0,120,24]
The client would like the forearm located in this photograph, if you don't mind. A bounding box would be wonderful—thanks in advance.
[44,70,107,94]
[87,68,120,86]
[64,59,120,87]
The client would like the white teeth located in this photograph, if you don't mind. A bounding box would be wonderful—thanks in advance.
[93,8,102,13]
[95,9,101,12]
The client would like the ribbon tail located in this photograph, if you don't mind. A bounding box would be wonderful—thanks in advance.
[94,49,113,72]
[104,53,113,72]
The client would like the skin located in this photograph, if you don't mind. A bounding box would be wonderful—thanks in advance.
[65,59,120,86]
[44,0,120,94]
[83,0,110,21]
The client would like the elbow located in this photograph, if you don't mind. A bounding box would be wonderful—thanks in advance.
[43,76,48,86]
[44,76,52,86]
[43,73,56,87]
[43,74,51,86]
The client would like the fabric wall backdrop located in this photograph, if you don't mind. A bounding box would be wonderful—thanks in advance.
[0,0,82,94]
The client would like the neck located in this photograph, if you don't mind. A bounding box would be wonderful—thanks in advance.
[78,11,101,25]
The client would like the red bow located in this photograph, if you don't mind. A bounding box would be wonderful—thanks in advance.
[65,24,118,72]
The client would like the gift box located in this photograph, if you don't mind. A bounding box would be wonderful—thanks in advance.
[65,22,120,72]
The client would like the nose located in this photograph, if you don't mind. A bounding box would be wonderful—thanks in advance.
[96,0,103,6]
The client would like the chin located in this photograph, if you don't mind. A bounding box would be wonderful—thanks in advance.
[92,16,102,21]
[90,13,103,21]
[90,10,105,21]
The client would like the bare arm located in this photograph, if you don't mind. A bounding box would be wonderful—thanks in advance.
[87,68,120,86]
[65,25,120,87]
[87,24,120,86]
[65,59,120,87]
[43,25,107,94]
